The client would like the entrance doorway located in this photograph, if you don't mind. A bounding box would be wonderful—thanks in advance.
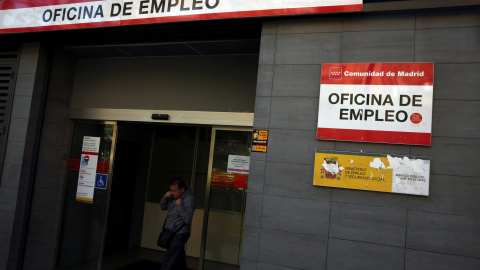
[56,122,252,270]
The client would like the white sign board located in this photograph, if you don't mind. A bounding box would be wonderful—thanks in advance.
[0,0,362,33]
[227,155,250,174]
[76,136,100,203]
[317,63,434,145]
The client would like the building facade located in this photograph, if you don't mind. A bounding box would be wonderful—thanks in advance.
[0,1,479,269]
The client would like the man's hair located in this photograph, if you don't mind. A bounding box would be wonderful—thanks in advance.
[170,178,186,189]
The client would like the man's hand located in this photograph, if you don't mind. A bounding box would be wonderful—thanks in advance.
[164,191,172,198]
[175,198,183,205]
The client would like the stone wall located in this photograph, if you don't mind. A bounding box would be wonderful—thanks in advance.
[243,7,480,270]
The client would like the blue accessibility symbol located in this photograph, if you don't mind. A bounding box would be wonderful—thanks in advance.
[95,173,108,190]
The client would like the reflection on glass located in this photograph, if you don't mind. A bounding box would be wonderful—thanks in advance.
[147,125,196,203]
[146,126,210,207]
[204,130,252,269]
[99,125,114,162]
[57,123,115,270]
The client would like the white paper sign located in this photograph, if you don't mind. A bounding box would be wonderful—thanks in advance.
[227,155,250,174]
[76,136,100,203]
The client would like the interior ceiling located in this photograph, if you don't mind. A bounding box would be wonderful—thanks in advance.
[60,39,260,58]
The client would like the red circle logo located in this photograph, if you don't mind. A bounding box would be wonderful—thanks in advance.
[84,155,90,162]
[410,113,422,124]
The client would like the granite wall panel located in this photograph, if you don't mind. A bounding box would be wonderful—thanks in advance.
[256,65,274,97]
[241,226,260,262]
[253,96,271,129]
[264,161,331,201]
[261,195,330,236]
[341,30,415,62]
[258,229,327,270]
[245,7,480,270]
[266,129,318,165]
[244,193,263,228]
[407,211,480,258]
[415,7,480,29]
[433,63,480,101]
[407,174,480,217]
[411,137,480,178]
[272,65,321,97]
[327,238,405,270]
[405,249,480,270]
[432,100,480,138]
[269,97,319,130]
[275,32,341,64]
[330,203,407,247]
[247,159,266,195]
[414,27,480,63]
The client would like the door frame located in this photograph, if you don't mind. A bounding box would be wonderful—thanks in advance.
[95,120,118,266]
[199,126,252,270]
[58,119,118,269]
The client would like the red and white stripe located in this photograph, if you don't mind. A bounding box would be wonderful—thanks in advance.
[0,0,362,33]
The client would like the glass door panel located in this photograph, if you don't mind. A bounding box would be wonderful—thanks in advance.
[57,122,116,270]
[202,127,252,270]
[147,125,198,203]
[141,125,210,264]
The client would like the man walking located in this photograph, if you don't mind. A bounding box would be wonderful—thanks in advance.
[160,178,196,270]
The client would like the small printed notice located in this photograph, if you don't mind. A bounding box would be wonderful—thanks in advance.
[313,150,430,196]
[227,155,250,174]
[252,129,269,152]
[76,136,100,203]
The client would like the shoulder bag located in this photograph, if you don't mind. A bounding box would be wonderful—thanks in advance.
[157,217,186,249]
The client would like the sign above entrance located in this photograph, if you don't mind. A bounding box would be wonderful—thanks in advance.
[0,0,363,34]
[317,63,434,145]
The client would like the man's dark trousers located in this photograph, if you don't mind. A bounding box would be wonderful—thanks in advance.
[161,232,190,270]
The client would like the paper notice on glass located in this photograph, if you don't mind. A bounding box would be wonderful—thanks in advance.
[76,136,100,203]
[227,155,250,174]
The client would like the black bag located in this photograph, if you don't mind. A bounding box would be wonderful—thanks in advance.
[157,228,175,249]
[157,218,186,249]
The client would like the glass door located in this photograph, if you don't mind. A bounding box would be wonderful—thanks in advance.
[200,127,252,270]
[57,121,117,270]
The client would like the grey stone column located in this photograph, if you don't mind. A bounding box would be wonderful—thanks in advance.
[0,43,50,269]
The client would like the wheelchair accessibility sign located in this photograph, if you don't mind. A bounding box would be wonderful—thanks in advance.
[95,174,108,190]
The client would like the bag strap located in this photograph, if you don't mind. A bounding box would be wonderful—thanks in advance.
[163,219,186,234]
[162,199,186,233]
[162,216,167,229]
[174,223,186,234]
